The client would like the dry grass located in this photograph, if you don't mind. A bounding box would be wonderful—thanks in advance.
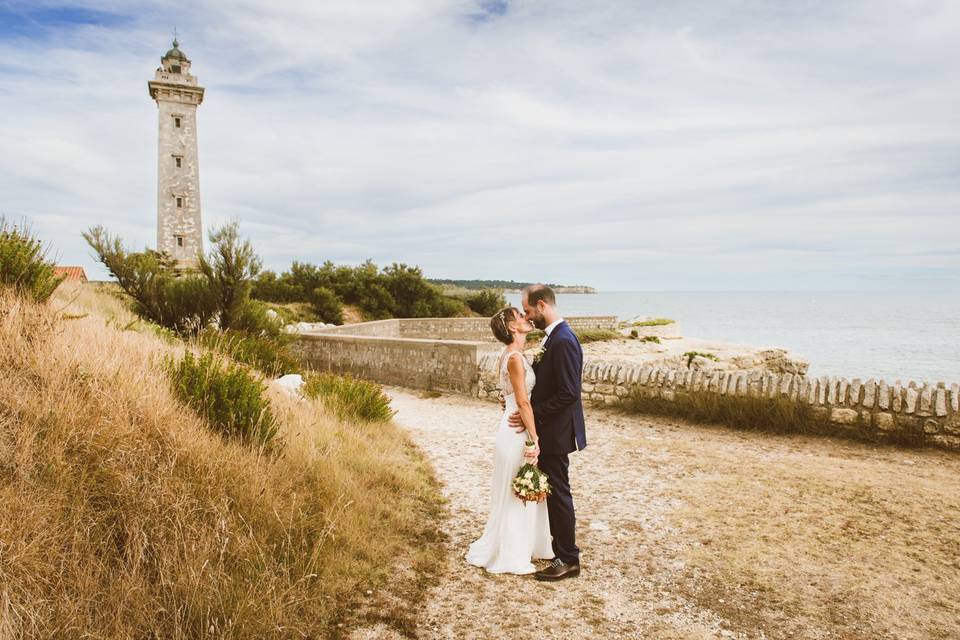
[620,390,823,436]
[0,283,445,638]
[660,431,960,639]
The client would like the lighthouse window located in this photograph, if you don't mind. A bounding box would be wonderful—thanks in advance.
[174,156,182,168]
[176,196,183,208]
[171,65,181,74]
[175,235,184,247]
[174,116,181,128]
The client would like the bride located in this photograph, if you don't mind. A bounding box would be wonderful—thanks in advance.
[466,306,553,574]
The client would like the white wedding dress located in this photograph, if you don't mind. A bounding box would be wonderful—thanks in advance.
[466,350,553,574]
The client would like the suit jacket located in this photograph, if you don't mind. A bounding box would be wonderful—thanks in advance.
[531,320,587,454]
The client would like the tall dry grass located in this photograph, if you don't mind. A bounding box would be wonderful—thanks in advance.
[0,283,444,638]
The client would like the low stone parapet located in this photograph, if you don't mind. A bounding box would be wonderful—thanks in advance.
[476,354,960,450]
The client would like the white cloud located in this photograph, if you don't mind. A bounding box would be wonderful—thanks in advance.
[0,0,958,289]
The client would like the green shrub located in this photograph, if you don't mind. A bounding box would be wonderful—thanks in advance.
[574,329,621,344]
[165,350,278,446]
[232,298,282,337]
[252,259,465,320]
[0,220,65,302]
[639,334,661,343]
[683,351,720,367]
[303,373,395,423]
[85,223,263,336]
[197,223,262,330]
[620,390,821,435]
[198,328,300,377]
[308,286,343,324]
[466,289,507,316]
[631,318,674,327]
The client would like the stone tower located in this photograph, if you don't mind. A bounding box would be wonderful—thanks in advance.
[148,38,204,268]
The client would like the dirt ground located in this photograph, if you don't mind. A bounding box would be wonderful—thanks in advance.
[353,388,960,640]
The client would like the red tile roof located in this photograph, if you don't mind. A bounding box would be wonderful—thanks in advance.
[54,266,88,282]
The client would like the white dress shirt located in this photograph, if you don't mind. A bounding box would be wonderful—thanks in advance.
[542,318,564,346]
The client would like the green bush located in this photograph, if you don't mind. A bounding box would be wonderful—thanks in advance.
[303,373,395,423]
[308,286,343,324]
[630,318,674,327]
[466,289,506,316]
[197,223,262,330]
[85,223,262,336]
[0,220,65,302]
[574,329,621,344]
[251,259,464,320]
[165,350,278,446]
[198,328,300,377]
[683,351,720,367]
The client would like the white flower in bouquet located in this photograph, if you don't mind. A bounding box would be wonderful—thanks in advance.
[512,463,552,505]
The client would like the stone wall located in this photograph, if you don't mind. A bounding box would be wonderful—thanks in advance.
[476,355,960,451]
[297,317,960,452]
[294,333,501,395]
[309,316,618,342]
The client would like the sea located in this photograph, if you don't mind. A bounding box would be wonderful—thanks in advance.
[505,291,960,384]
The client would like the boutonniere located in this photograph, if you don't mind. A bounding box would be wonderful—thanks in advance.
[532,344,547,365]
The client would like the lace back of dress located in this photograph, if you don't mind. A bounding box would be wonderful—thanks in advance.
[499,350,521,397]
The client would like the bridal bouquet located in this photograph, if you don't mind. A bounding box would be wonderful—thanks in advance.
[512,455,552,505]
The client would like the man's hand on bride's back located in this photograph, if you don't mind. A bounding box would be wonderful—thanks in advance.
[508,411,525,433]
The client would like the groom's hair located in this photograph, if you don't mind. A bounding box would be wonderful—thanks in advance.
[523,284,556,307]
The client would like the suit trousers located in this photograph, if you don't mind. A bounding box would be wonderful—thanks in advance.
[538,453,580,564]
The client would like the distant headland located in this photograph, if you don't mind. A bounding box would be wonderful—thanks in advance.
[428,279,596,294]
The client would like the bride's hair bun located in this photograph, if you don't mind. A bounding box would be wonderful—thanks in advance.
[490,306,520,345]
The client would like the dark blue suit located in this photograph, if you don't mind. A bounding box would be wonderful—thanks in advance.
[531,320,585,564]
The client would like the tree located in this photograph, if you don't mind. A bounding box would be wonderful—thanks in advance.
[197,223,261,330]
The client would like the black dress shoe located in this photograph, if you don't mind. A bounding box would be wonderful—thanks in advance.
[535,558,580,581]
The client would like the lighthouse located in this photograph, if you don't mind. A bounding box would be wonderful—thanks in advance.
[147,38,205,267]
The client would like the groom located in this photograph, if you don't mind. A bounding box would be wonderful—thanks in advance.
[510,284,586,581]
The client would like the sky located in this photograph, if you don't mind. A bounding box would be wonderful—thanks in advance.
[1,0,958,291]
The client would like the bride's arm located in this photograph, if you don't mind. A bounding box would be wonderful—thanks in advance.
[507,356,539,457]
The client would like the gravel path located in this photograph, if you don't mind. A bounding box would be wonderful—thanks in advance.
[381,388,730,640]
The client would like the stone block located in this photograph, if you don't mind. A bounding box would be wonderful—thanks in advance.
[614,386,630,397]
[661,389,676,401]
[905,387,918,414]
[807,378,818,404]
[923,419,940,434]
[892,381,902,412]
[838,378,849,405]
[798,378,809,403]
[830,408,859,426]
[581,382,595,393]
[863,379,876,408]
[596,383,616,395]
[780,373,794,397]
[639,367,652,385]
[878,380,889,410]
[935,388,947,417]
[849,378,862,406]
[952,383,960,413]
[827,377,838,405]
[818,376,829,405]
[666,369,676,386]
[919,384,932,415]
[873,412,895,431]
